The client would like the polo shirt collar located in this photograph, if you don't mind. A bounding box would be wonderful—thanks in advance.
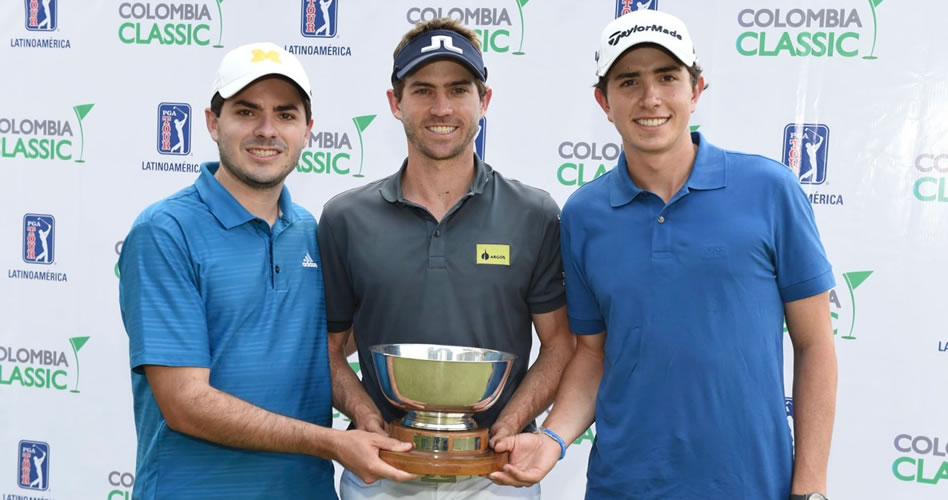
[609,132,727,207]
[195,162,299,229]
[380,154,492,203]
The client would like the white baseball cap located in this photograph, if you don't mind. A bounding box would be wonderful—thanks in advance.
[212,42,312,99]
[595,10,697,77]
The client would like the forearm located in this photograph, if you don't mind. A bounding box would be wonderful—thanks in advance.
[790,340,837,493]
[330,352,382,427]
[163,379,340,460]
[328,330,383,428]
[494,334,575,433]
[540,337,603,444]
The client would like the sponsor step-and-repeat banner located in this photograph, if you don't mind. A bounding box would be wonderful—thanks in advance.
[2,0,947,498]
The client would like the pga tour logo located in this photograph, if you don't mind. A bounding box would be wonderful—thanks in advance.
[616,0,658,18]
[782,123,830,185]
[475,117,487,160]
[157,103,191,156]
[23,214,55,265]
[25,0,57,31]
[301,0,338,38]
[17,440,49,491]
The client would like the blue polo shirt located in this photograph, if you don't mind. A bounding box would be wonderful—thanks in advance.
[119,162,335,499]
[561,133,834,499]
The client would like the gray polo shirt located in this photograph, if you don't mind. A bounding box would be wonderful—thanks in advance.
[317,156,565,429]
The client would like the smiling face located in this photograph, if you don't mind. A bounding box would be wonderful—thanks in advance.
[387,59,491,162]
[595,46,703,159]
[205,76,312,191]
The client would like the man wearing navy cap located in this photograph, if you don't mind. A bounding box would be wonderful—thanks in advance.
[491,10,837,500]
[318,19,574,499]
[119,42,415,499]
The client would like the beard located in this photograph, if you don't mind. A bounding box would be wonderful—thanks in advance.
[216,138,303,190]
[402,119,478,161]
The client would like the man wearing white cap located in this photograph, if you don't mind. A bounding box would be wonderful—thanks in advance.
[119,42,416,499]
[491,10,837,500]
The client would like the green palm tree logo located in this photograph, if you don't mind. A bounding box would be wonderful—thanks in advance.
[351,115,376,178]
[832,271,873,340]
[863,0,885,60]
[213,0,225,48]
[72,104,94,163]
[512,0,529,55]
[68,336,90,393]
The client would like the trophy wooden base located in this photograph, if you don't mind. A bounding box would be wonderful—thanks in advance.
[379,423,508,476]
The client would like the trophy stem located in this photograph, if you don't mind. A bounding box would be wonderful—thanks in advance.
[402,411,475,431]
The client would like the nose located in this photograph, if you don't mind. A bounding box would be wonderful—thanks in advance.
[641,81,661,108]
[254,113,278,138]
[430,92,453,117]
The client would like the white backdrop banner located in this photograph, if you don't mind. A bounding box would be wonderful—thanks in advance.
[2,0,946,498]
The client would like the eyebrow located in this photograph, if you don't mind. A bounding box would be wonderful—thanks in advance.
[232,100,302,113]
[612,65,684,80]
[407,79,475,89]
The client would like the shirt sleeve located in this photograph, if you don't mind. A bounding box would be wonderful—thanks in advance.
[118,216,210,373]
[561,202,606,335]
[525,194,567,314]
[317,205,356,333]
[772,171,836,302]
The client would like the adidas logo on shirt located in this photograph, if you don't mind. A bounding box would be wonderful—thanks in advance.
[302,252,318,268]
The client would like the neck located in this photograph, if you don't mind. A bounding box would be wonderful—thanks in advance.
[622,133,698,203]
[400,149,477,222]
[213,164,283,227]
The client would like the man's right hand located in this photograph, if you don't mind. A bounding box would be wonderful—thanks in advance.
[331,429,419,484]
[488,431,562,487]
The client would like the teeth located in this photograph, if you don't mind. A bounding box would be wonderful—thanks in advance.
[248,148,278,157]
[636,118,668,127]
[427,126,456,134]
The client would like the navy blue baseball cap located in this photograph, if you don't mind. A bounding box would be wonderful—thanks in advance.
[392,29,488,84]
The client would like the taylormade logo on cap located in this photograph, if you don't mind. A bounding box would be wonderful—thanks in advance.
[609,24,683,46]
[596,10,697,77]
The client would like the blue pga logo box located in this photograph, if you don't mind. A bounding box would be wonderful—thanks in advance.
[157,103,191,156]
[782,123,830,185]
[475,117,487,160]
[23,214,55,265]
[25,0,57,31]
[301,0,338,38]
[616,0,658,18]
[17,440,50,491]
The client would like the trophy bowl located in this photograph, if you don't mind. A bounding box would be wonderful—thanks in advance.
[369,343,517,477]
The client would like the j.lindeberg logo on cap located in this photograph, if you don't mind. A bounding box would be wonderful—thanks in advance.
[609,24,683,46]
[421,35,464,54]
[302,252,318,268]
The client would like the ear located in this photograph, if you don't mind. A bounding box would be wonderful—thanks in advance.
[479,87,493,119]
[304,118,314,142]
[205,108,219,142]
[690,76,705,113]
[594,87,614,124]
[386,89,402,121]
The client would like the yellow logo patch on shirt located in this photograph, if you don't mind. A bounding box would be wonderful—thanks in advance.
[476,244,510,266]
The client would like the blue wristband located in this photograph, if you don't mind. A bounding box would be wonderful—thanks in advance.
[538,427,567,460]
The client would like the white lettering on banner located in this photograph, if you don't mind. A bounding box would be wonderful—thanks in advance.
[10,38,72,48]
[0,347,67,366]
[406,8,511,26]
[284,45,352,56]
[140,161,201,172]
[118,3,212,21]
[736,9,862,28]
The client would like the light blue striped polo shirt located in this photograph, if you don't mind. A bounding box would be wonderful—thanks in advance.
[119,162,335,499]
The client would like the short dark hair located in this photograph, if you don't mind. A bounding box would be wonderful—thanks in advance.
[391,18,488,101]
[209,76,312,123]
[594,43,706,98]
